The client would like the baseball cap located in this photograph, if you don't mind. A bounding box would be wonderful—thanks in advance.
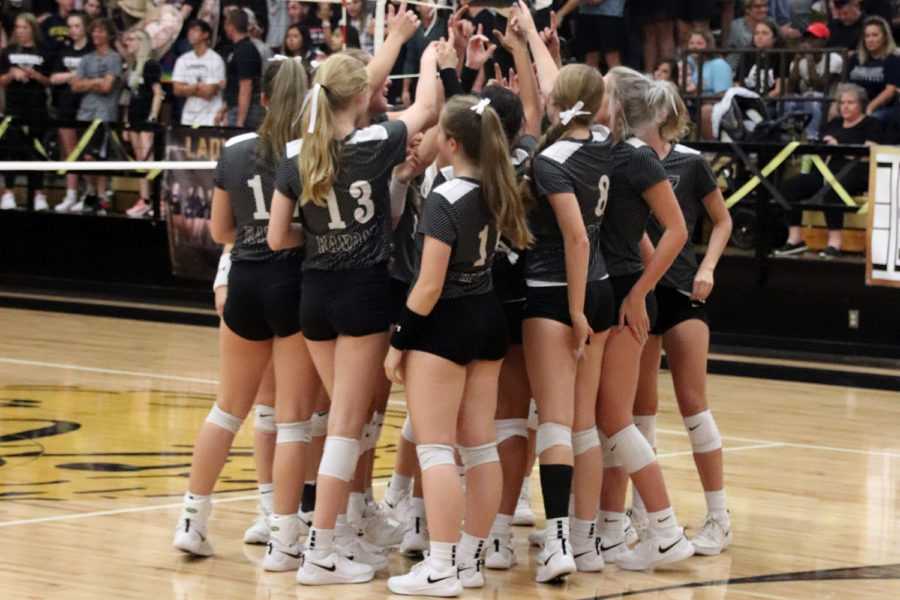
[805,22,830,39]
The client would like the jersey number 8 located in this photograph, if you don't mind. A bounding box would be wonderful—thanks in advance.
[595,175,610,218]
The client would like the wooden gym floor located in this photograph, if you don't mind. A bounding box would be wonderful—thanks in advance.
[0,306,898,599]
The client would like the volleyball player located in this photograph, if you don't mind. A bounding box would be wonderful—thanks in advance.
[627,85,733,555]
[383,95,531,596]
[267,48,438,584]
[172,57,315,560]
[594,67,692,571]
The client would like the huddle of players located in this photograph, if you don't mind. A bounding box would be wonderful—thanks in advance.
[171,2,734,597]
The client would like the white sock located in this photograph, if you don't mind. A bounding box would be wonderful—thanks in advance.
[705,490,728,518]
[64,188,76,200]
[519,476,531,500]
[429,541,456,570]
[387,472,413,499]
[457,532,486,563]
[306,527,333,558]
[334,513,350,538]
[347,492,366,524]
[570,516,595,539]
[544,516,569,541]
[489,513,512,539]
[180,492,211,525]
[269,513,297,544]
[648,507,680,539]
[632,486,645,513]
[409,496,426,518]
[258,482,274,513]
[365,486,374,506]
[598,510,625,538]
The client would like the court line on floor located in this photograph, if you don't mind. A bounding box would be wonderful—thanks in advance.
[0,358,218,385]
[656,428,900,458]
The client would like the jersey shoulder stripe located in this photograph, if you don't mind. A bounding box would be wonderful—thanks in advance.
[347,124,389,145]
[225,132,259,148]
[590,124,612,142]
[511,147,529,166]
[285,138,303,158]
[625,137,646,148]
[433,178,478,205]
[541,139,582,164]
[673,143,701,155]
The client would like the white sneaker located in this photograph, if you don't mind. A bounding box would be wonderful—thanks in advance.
[484,535,517,569]
[243,505,271,544]
[337,534,389,571]
[456,556,484,588]
[527,529,545,547]
[172,518,214,557]
[535,538,576,583]
[33,193,49,211]
[55,195,78,212]
[691,514,732,556]
[571,534,605,572]
[296,550,375,585]
[1,192,16,210]
[360,508,404,548]
[598,530,628,563]
[616,530,694,571]
[512,480,536,526]
[400,514,429,556]
[263,538,304,571]
[387,557,462,597]
[380,491,411,523]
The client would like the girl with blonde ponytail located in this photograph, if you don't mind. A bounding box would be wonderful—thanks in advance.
[267,44,438,586]
[382,95,529,596]
[593,67,692,571]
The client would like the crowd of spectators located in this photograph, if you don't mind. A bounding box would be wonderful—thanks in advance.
[1,0,899,217]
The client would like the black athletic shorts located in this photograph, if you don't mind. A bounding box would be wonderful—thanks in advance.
[676,0,716,21]
[503,298,526,345]
[576,15,627,54]
[389,277,411,324]
[610,272,658,331]
[523,279,615,333]
[650,284,709,335]
[300,265,391,341]
[223,259,304,341]
[408,292,509,365]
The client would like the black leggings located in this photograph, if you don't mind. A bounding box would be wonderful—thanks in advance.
[780,169,868,231]
[1,122,44,192]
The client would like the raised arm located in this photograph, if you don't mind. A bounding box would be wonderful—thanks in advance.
[367,0,420,102]
[495,16,541,138]
[511,3,558,101]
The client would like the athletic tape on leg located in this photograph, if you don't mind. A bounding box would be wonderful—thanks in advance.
[276,420,312,444]
[633,414,657,449]
[609,424,656,474]
[599,431,622,467]
[572,427,600,456]
[458,441,499,470]
[684,410,722,453]
[401,414,417,444]
[495,418,528,444]
[253,404,276,434]
[205,402,244,434]
[535,422,572,455]
[309,411,328,437]
[527,399,538,430]
[416,443,455,472]
[318,436,360,482]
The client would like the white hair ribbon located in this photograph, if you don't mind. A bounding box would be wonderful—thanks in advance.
[307,82,323,134]
[559,100,590,126]
[470,97,491,115]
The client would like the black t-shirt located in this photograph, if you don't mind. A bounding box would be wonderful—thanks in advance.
[224,36,261,107]
[847,53,900,106]
[647,144,719,294]
[41,13,70,53]
[274,120,408,271]
[127,60,162,123]
[214,132,304,263]
[602,138,669,278]
[419,177,497,299]
[827,16,865,50]
[823,115,884,175]
[0,44,51,119]
[51,41,93,119]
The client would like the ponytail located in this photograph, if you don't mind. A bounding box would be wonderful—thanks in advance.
[519,121,566,214]
[258,57,309,164]
[648,80,691,142]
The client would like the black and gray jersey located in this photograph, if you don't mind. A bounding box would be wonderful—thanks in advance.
[418,177,497,299]
[648,144,719,294]
[526,125,614,284]
[390,189,422,284]
[214,132,303,263]
[602,137,668,278]
[274,120,408,271]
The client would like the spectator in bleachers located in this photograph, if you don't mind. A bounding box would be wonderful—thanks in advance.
[401,2,445,105]
[728,0,770,71]
[573,0,625,70]
[219,7,263,128]
[827,0,866,50]
[244,7,273,61]
[51,10,93,213]
[737,18,786,97]
[846,15,899,122]
[639,0,676,72]
[789,0,816,30]
[299,1,339,52]
[0,11,51,211]
[82,0,107,20]
[343,0,373,54]
[172,20,225,126]
[685,28,734,139]
[676,0,717,49]
[279,23,319,73]
[774,83,882,258]
[41,0,74,53]
[786,22,844,139]
[122,27,162,218]
[653,57,680,82]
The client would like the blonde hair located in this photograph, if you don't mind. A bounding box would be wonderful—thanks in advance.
[858,16,897,65]
[298,53,368,206]
[125,28,152,91]
[606,66,661,141]
[258,58,309,164]
[521,64,605,211]
[649,80,692,142]
[441,96,532,249]
[14,13,43,46]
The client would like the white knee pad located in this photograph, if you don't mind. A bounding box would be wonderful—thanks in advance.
[609,424,656,474]
[599,431,622,468]
[683,410,722,453]
[253,404,276,434]
[495,418,528,445]
[318,436,360,482]
[535,422,572,455]
[205,403,244,434]
[572,427,600,456]
[309,411,328,437]
[416,443,455,472]
[633,414,657,449]
[527,399,538,430]
[458,441,499,470]
[276,420,311,444]
[401,415,417,444]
